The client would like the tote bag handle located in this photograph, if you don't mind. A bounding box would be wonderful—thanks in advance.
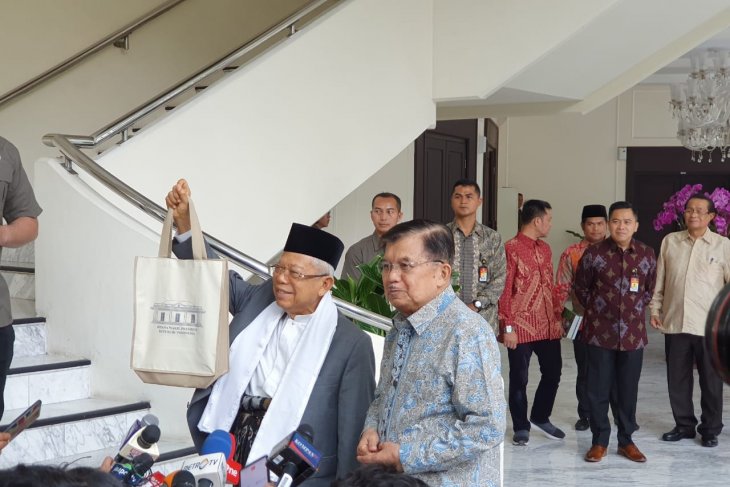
[158,198,206,260]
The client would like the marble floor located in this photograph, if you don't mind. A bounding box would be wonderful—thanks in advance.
[501,326,730,486]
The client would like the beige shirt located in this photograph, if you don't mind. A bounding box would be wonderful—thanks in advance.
[649,229,730,336]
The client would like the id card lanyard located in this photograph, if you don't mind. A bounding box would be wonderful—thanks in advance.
[629,268,640,293]
[478,255,489,283]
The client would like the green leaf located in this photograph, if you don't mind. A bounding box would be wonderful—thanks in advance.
[364,293,395,318]
[333,253,393,334]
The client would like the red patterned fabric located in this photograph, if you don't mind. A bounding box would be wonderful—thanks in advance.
[498,233,565,343]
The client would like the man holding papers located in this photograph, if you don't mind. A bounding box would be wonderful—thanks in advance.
[556,204,607,432]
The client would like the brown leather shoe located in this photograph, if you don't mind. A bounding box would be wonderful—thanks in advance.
[584,444,607,462]
[617,443,646,463]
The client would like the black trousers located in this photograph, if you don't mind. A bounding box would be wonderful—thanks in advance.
[507,338,562,431]
[665,333,724,436]
[0,325,14,419]
[574,339,619,422]
[586,345,643,447]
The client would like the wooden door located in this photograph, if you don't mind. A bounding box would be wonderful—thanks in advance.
[483,119,499,229]
[414,119,477,223]
[417,132,467,223]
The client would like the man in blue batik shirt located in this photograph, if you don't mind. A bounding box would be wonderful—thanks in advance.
[357,220,506,487]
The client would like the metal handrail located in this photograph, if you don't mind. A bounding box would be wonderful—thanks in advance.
[0,0,187,108]
[42,0,392,333]
[87,0,332,147]
[44,135,391,332]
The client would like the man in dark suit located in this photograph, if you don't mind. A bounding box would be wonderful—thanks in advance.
[166,179,376,486]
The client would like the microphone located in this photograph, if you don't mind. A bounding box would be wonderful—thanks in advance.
[180,430,229,486]
[200,430,232,456]
[169,470,196,487]
[109,452,155,486]
[120,414,159,449]
[266,424,320,486]
[116,424,161,462]
[163,471,179,487]
[277,462,298,487]
[226,433,242,485]
[138,471,166,486]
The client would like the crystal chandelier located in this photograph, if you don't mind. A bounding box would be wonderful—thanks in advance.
[669,49,730,162]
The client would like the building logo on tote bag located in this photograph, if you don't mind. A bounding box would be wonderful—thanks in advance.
[150,301,206,336]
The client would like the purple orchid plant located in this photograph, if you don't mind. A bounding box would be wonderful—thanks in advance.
[653,184,730,236]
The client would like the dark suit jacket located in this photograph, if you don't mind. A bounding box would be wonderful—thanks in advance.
[173,238,376,485]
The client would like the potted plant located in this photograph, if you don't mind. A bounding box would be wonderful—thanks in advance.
[333,254,460,337]
[332,255,392,337]
[653,184,730,236]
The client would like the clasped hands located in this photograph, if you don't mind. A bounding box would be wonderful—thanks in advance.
[356,428,403,472]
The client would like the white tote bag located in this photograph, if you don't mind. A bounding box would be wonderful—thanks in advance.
[132,200,229,388]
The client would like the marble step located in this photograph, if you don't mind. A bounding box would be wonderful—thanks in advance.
[0,398,151,467]
[12,317,47,357]
[36,438,197,474]
[5,354,91,411]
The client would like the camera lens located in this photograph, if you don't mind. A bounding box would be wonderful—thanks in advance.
[705,282,730,384]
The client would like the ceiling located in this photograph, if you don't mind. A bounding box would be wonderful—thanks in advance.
[436,0,730,119]
[642,27,730,85]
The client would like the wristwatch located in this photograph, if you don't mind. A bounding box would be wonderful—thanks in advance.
[472,300,483,311]
[503,325,514,334]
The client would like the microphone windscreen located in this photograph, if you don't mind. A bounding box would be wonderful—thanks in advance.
[201,429,232,456]
[141,424,161,444]
[170,470,196,487]
[164,471,178,486]
[142,413,159,426]
[132,452,154,473]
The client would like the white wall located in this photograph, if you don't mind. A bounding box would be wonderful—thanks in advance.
[96,0,435,265]
[0,0,168,94]
[432,0,619,101]
[497,83,681,262]
[498,100,621,257]
[329,143,414,275]
[34,0,435,439]
[617,84,680,147]
[0,0,312,179]
[35,158,194,439]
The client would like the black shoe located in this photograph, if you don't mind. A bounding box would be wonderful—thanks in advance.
[702,434,719,447]
[575,418,589,431]
[661,427,696,442]
[531,420,565,440]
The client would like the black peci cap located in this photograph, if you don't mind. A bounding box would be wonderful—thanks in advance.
[283,223,345,269]
[581,204,607,221]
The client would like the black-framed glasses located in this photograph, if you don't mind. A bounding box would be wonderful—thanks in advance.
[684,208,711,216]
[378,260,444,275]
[270,264,328,281]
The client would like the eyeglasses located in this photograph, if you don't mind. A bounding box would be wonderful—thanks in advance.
[684,208,711,216]
[378,260,444,275]
[270,264,328,281]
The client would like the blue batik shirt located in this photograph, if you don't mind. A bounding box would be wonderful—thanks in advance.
[364,286,506,487]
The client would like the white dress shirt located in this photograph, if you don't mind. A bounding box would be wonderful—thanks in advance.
[246,313,310,397]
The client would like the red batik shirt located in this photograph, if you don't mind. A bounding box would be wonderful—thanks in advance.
[574,238,657,351]
[498,232,565,343]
